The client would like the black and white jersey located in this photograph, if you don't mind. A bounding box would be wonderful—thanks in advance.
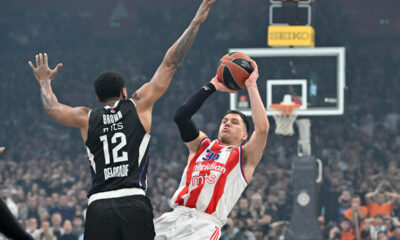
[85,99,150,196]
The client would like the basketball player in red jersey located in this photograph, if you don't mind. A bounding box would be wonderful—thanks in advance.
[154,61,269,240]
[0,147,34,240]
[28,0,217,239]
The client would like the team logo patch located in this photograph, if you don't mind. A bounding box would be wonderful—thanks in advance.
[202,149,221,161]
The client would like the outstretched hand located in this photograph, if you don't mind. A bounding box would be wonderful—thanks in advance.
[245,60,259,87]
[29,53,63,83]
[210,77,237,93]
[0,147,5,155]
[193,0,217,24]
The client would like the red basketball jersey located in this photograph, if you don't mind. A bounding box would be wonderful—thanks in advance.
[170,138,248,225]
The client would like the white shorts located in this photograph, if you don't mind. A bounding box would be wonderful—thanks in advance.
[154,206,222,240]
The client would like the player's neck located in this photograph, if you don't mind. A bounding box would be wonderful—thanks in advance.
[102,98,121,107]
[219,139,240,148]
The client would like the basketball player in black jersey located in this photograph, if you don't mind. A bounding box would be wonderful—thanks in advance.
[28,0,217,239]
[0,147,34,240]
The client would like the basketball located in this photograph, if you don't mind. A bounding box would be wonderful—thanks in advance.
[216,52,254,90]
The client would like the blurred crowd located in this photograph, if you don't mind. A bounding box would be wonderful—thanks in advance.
[0,0,400,240]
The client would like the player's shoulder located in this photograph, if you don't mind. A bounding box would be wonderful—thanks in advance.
[119,98,138,109]
[201,137,212,145]
[89,107,103,115]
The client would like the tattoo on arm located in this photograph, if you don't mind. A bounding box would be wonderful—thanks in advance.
[40,81,59,111]
[170,25,198,67]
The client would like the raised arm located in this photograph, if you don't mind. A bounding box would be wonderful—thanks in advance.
[365,191,377,205]
[29,53,91,140]
[132,0,217,113]
[174,77,235,157]
[385,191,398,204]
[242,62,270,182]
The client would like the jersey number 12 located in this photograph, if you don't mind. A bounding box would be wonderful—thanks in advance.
[100,133,128,165]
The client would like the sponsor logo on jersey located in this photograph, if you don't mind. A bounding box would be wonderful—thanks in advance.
[103,111,123,125]
[193,162,226,174]
[192,173,217,187]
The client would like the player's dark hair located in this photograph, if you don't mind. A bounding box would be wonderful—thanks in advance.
[94,71,126,102]
[224,110,250,133]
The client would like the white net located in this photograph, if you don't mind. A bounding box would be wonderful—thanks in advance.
[273,114,298,136]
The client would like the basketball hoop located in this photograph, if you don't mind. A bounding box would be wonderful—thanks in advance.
[270,94,301,136]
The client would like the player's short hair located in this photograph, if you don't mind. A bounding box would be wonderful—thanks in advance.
[224,110,250,133]
[94,71,125,102]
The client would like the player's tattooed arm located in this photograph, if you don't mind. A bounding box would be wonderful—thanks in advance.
[29,53,90,138]
[168,0,216,67]
[29,53,63,111]
[39,79,60,111]
[162,0,216,68]
[168,26,197,68]
[132,0,217,110]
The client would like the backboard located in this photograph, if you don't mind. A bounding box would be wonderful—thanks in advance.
[228,47,346,116]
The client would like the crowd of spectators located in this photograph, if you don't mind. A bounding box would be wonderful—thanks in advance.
[0,0,399,239]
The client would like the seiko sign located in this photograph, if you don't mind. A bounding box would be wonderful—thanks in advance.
[268,26,315,47]
[270,31,311,40]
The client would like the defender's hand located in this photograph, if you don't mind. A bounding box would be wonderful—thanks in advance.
[210,77,237,93]
[245,61,259,87]
[29,53,63,83]
[0,147,5,155]
[193,0,217,24]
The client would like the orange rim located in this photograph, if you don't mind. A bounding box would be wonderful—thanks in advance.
[270,103,301,115]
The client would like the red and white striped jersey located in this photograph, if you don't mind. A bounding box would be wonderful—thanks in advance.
[170,138,249,225]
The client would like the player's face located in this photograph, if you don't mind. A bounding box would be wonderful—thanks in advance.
[218,113,248,146]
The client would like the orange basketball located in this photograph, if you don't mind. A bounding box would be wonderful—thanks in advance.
[216,52,254,90]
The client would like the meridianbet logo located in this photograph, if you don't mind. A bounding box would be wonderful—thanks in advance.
[268,26,315,47]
